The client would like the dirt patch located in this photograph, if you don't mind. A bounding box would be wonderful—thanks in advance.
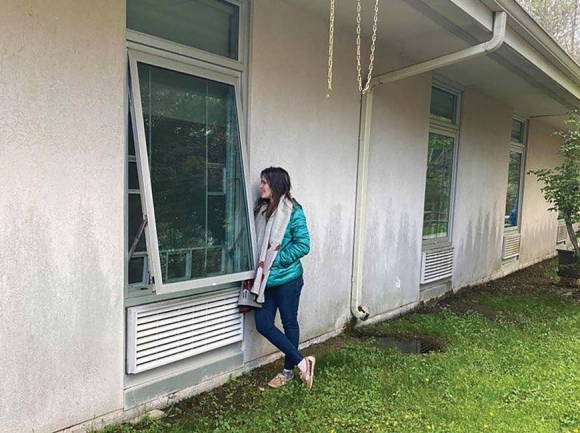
[474,260,580,303]
[352,329,446,354]
[443,298,497,320]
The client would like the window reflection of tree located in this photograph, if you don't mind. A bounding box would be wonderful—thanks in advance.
[137,64,250,282]
[505,152,522,227]
[424,133,454,238]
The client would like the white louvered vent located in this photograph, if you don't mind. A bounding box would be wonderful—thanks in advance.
[557,220,567,244]
[420,247,454,284]
[126,288,243,374]
[502,232,521,260]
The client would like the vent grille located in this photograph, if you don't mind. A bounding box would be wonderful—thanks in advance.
[420,247,454,284]
[557,221,567,244]
[502,232,521,260]
[126,288,243,374]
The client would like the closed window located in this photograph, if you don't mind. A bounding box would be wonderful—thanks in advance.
[127,0,240,60]
[423,132,455,240]
[504,119,526,229]
[423,86,459,244]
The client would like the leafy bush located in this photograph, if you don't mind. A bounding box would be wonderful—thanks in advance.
[529,110,580,257]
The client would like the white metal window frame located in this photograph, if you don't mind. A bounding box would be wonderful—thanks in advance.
[423,83,461,249]
[128,49,256,295]
[504,115,528,233]
[126,0,248,73]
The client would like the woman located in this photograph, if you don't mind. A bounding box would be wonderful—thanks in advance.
[252,167,315,389]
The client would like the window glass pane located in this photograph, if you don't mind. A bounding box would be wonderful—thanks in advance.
[423,133,455,240]
[127,0,239,60]
[511,119,525,144]
[505,151,522,228]
[128,194,147,253]
[127,106,150,292]
[137,63,252,284]
[128,162,140,190]
[430,87,457,124]
[128,256,148,285]
[128,112,136,156]
[208,165,225,193]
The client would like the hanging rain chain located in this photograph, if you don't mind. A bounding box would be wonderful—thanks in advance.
[326,0,335,98]
[356,0,380,94]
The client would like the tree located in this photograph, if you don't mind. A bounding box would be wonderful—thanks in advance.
[517,0,580,63]
[529,110,580,258]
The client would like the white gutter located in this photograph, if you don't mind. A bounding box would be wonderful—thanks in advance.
[350,11,507,321]
[488,0,580,90]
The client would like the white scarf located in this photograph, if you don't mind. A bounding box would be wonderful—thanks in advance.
[250,196,294,303]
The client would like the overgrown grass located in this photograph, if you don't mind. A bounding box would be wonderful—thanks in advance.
[95,261,580,432]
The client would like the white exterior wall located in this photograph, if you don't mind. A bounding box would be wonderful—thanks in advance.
[453,89,562,289]
[362,76,432,313]
[452,89,513,288]
[0,2,125,433]
[520,120,562,261]
[244,0,360,360]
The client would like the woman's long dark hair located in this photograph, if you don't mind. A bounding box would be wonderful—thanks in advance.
[254,167,293,219]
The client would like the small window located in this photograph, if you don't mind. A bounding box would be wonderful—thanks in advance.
[504,118,527,229]
[511,119,525,144]
[504,151,523,228]
[430,87,457,124]
[127,0,240,60]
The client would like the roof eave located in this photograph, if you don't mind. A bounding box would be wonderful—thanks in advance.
[486,0,580,88]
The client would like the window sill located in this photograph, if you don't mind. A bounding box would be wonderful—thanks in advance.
[422,241,452,251]
[125,279,241,307]
[503,227,520,234]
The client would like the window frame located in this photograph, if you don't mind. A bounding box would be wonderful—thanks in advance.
[128,49,256,296]
[422,84,461,249]
[124,0,252,300]
[504,115,527,232]
[126,0,248,72]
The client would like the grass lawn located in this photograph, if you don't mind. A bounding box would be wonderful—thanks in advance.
[96,260,580,433]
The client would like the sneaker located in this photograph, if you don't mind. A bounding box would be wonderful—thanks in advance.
[268,372,292,389]
[300,356,316,390]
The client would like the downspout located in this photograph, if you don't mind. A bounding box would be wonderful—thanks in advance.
[350,11,507,321]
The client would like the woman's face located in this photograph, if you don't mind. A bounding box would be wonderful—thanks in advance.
[260,176,273,200]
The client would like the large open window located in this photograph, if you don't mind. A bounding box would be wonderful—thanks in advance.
[422,86,459,246]
[126,0,254,297]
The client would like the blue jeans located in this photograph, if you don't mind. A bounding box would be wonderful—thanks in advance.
[254,276,304,370]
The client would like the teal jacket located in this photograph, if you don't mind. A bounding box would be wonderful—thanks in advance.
[267,201,310,287]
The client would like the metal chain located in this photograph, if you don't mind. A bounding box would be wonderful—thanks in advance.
[326,0,335,98]
[356,0,363,93]
[364,0,380,93]
[356,0,380,94]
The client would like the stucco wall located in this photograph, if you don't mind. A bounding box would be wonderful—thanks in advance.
[452,88,512,289]
[362,75,432,313]
[244,0,361,361]
[0,2,125,432]
[520,119,562,261]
